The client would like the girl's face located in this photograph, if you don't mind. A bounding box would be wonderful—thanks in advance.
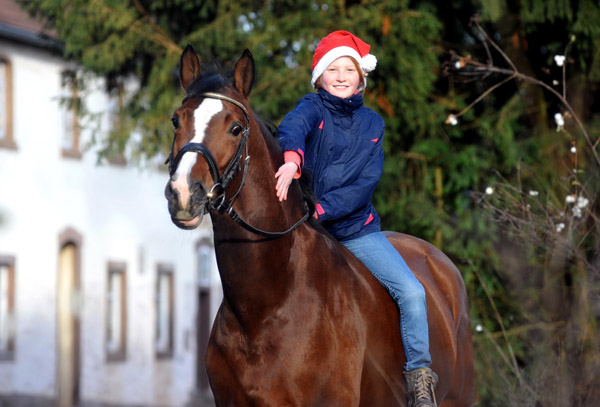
[320,57,362,99]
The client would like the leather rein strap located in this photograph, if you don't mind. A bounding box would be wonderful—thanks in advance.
[168,92,309,238]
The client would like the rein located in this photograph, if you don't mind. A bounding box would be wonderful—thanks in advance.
[167,92,310,238]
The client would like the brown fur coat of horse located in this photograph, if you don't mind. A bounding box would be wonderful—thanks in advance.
[165,46,474,407]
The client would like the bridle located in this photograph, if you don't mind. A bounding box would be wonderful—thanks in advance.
[166,91,309,238]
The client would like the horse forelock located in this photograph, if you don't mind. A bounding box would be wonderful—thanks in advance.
[184,69,233,100]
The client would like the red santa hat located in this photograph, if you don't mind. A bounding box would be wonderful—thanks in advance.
[311,30,377,89]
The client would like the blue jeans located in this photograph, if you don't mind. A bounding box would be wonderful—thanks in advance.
[342,231,431,371]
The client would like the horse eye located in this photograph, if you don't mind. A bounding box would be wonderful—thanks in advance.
[230,124,243,137]
[171,115,179,129]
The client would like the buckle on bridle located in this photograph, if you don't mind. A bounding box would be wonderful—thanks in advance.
[206,182,222,199]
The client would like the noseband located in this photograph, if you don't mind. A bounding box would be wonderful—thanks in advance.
[167,91,309,238]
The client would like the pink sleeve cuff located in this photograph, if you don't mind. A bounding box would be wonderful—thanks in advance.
[284,151,302,179]
[315,203,325,216]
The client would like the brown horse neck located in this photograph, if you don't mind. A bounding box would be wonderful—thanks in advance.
[214,117,308,239]
[208,121,314,331]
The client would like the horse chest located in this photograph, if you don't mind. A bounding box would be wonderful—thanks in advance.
[206,303,365,406]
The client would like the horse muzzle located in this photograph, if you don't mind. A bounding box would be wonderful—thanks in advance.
[164,179,209,230]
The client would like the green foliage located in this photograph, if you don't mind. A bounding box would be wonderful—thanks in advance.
[452,2,600,405]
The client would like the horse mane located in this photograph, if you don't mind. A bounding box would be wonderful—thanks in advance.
[298,170,324,231]
[254,115,322,232]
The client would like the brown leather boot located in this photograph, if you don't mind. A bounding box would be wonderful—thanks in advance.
[403,367,438,407]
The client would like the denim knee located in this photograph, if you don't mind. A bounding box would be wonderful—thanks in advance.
[386,272,426,303]
[399,286,427,312]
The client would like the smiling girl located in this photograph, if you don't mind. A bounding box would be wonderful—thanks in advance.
[274,30,438,407]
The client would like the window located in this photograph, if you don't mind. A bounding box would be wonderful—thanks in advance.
[0,256,15,361]
[105,86,127,166]
[196,241,214,285]
[0,58,15,149]
[60,71,81,158]
[155,264,174,358]
[106,262,127,361]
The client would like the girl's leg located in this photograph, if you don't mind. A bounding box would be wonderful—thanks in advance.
[342,231,431,371]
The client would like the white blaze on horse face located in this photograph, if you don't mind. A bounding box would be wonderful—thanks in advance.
[171,98,223,211]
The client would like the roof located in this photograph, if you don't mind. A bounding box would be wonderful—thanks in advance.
[0,0,62,52]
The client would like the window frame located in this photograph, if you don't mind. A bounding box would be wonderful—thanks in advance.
[105,262,127,362]
[0,57,15,150]
[155,264,174,359]
[195,239,214,286]
[105,85,127,166]
[0,255,16,361]
[60,70,81,159]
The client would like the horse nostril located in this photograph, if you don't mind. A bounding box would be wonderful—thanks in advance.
[164,182,176,200]
[189,182,207,202]
[190,182,204,195]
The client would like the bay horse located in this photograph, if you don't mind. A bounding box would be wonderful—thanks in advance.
[164,45,474,406]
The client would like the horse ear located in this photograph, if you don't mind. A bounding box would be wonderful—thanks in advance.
[233,49,255,98]
[179,45,201,91]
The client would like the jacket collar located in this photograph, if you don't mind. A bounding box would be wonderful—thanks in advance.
[318,89,363,116]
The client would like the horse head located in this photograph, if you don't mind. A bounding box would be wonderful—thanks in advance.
[165,45,256,230]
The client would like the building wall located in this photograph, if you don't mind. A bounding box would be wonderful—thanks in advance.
[0,27,221,407]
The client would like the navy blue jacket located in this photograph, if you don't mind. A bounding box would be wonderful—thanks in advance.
[278,89,384,241]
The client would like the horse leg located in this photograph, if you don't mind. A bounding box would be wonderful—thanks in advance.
[206,345,251,407]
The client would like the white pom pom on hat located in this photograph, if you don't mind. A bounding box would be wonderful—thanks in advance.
[311,30,377,89]
[361,53,377,72]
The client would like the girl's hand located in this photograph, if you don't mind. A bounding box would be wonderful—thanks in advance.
[275,162,299,201]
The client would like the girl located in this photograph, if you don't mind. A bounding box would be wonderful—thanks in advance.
[274,30,438,407]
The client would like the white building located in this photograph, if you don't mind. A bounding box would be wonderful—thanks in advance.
[0,1,221,406]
